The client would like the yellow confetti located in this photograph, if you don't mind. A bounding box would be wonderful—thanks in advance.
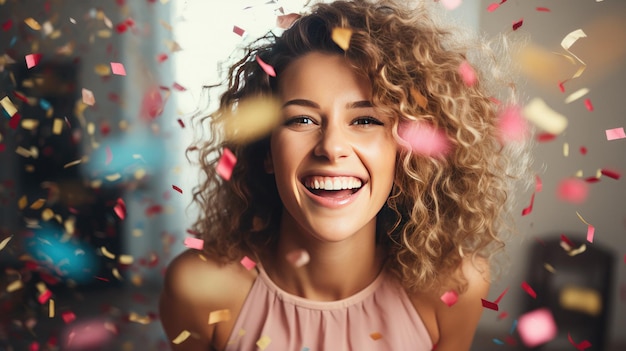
[100,246,116,259]
[52,118,63,135]
[564,88,589,104]
[6,280,23,292]
[164,39,182,52]
[171,330,191,345]
[64,217,76,235]
[567,243,587,257]
[223,96,281,143]
[560,29,587,81]
[575,211,591,226]
[24,17,41,30]
[112,268,123,280]
[544,263,556,273]
[94,64,111,76]
[21,119,39,130]
[119,254,134,265]
[208,309,231,325]
[0,96,17,117]
[522,98,568,135]
[64,159,82,168]
[49,299,55,318]
[563,142,569,157]
[575,170,583,178]
[0,235,12,251]
[18,195,28,210]
[36,282,47,294]
[105,173,122,182]
[370,332,383,340]
[128,312,152,325]
[29,198,46,210]
[131,274,143,287]
[331,27,352,51]
[255,335,271,350]
[410,88,428,109]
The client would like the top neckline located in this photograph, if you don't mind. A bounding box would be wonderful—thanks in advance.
[255,263,388,310]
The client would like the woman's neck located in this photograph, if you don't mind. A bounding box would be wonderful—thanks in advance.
[260,215,386,301]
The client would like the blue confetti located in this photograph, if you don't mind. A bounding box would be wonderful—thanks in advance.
[10,36,17,47]
[40,98,51,111]
[492,338,504,345]
[510,319,518,335]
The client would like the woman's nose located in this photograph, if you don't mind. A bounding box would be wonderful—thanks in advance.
[313,123,350,162]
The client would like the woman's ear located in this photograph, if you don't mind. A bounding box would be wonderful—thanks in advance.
[264,152,274,174]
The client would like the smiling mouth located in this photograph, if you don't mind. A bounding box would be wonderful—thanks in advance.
[301,176,363,198]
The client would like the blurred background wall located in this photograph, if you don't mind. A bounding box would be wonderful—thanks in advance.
[0,0,624,350]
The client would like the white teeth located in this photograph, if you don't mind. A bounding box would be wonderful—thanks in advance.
[304,176,362,190]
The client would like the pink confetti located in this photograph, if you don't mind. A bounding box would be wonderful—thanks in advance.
[216,148,237,181]
[579,146,587,155]
[105,146,113,165]
[487,3,500,12]
[156,53,168,63]
[606,127,626,140]
[584,99,593,111]
[518,308,557,348]
[110,62,126,76]
[458,60,476,86]
[536,133,556,142]
[521,281,537,298]
[240,256,256,270]
[140,86,164,120]
[497,104,528,143]
[25,53,42,69]
[398,120,450,157]
[601,168,621,180]
[535,175,543,192]
[114,198,126,220]
[536,7,551,12]
[62,311,76,324]
[512,18,524,31]
[183,237,204,250]
[256,56,276,77]
[276,13,301,29]
[173,82,186,91]
[29,342,39,351]
[441,0,462,10]
[556,178,589,204]
[38,290,52,304]
[586,225,595,243]
[521,193,535,216]
[440,290,458,307]
[172,185,182,194]
[568,333,592,351]
[82,88,95,106]
[233,25,245,36]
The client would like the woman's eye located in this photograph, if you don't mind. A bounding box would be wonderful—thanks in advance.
[353,116,384,126]
[285,116,315,126]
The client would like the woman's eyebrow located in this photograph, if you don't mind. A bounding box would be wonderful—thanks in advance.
[281,99,373,109]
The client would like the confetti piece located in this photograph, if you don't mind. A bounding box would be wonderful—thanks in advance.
[233,25,245,36]
[183,237,204,250]
[256,335,271,350]
[276,13,301,29]
[600,168,621,180]
[331,27,352,51]
[370,332,383,340]
[521,193,535,216]
[440,290,458,307]
[286,249,310,267]
[487,3,500,12]
[7,280,23,292]
[536,133,556,142]
[458,60,477,86]
[0,235,12,251]
[171,330,191,345]
[556,178,589,204]
[216,148,237,181]
[114,198,126,220]
[586,225,595,243]
[568,333,592,351]
[481,299,498,310]
[101,246,116,259]
[410,88,428,109]
[240,256,256,270]
[62,311,76,324]
[560,29,587,82]
[536,7,551,12]
[177,118,185,128]
[110,62,126,76]
[24,17,41,30]
[564,88,589,104]
[584,99,593,111]
[255,56,276,77]
[512,18,523,31]
[25,53,42,69]
[223,97,281,143]
[522,98,568,135]
[517,308,557,348]
[172,185,183,194]
[1,96,17,117]
[605,127,625,140]
[119,254,133,265]
[521,281,537,298]
[29,342,39,351]
[441,0,462,10]
[38,290,52,304]
[64,159,82,168]
[208,309,231,325]
[398,120,450,157]
[497,104,528,143]
[49,299,55,318]
[492,338,504,345]
[82,88,95,106]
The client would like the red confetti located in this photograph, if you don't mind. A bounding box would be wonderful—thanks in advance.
[440,290,458,307]
[110,62,126,76]
[568,333,592,351]
[216,148,237,181]
[497,311,509,320]
[521,281,537,298]
[29,342,39,351]
[62,311,76,324]
[116,22,127,33]
[558,81,566,92]
[535,175,543,192]
[560,234,574,248]
[601,168,621,180]
[536,133,556,142]
[256,55,276,77]
[512,18,524,31]
[584,177,600,183]
[9,113,21,129]
[95,276,109,282]
[556,178,589,204]
[579,146,587,155]
[156,53,168,63]
[487,3,500,12]
[233,25,245,36]
[584,99,593,111]
[481,299,498,311]
[1,19,12,31]
[38,290,52,304]
[172,82,186,91]
[177,118,185,128]
[13,91,29,103]
[114,198,126,220]
[521,193,535,216]
[25,53,42,69]
[145,204,163,217]
[458,60,476,86]
[536,7,551,12]
[0,144,5,152]
[172,185,182,194]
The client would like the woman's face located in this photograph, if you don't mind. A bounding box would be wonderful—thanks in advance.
[268,52,398,243]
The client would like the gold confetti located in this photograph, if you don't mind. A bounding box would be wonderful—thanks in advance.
[29,198,46,210]
[105,173,122,182]
[21,119,39,130]
[544,263,556,273]
[49,299,55,318]
[128,312,152,325]
[522,98,568,135]
[119,255,134,265]
[100,246,116,259]
[24,17,41,30]
[97,29,112,38]
[112,268,123,280]
[64,159,82,168]
[223,96,281,143]
[159,19,172,31]
[131,274,143,286]
[94,64,111,76]
[171,330,191,345]
[370,332,383,340]
[52,118,63,135]
[564,88,589,104]
[559,285,601,316]
[0,96,17,117]
[256,335,271,350]
[0,235,13,251]
[208,309,231,325]
[36,282,47,294]
[563,142,569,157]
[567,243,587,257]
[331,27,352,51]
[64,217,75,235]
[18,196,28,210]
[561,29,587,80]
[575,211,592,226]
[410,88,428,109]
[6,280,23,292]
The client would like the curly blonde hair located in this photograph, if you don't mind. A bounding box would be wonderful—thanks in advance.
[188,0,531,294]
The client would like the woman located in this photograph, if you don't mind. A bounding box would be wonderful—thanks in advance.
[159,1,528,350]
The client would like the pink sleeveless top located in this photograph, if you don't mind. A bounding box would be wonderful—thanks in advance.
[223,265,433,351]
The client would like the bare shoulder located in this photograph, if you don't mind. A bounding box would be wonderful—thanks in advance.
[159,250,256,351]
[408,256,490,351]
